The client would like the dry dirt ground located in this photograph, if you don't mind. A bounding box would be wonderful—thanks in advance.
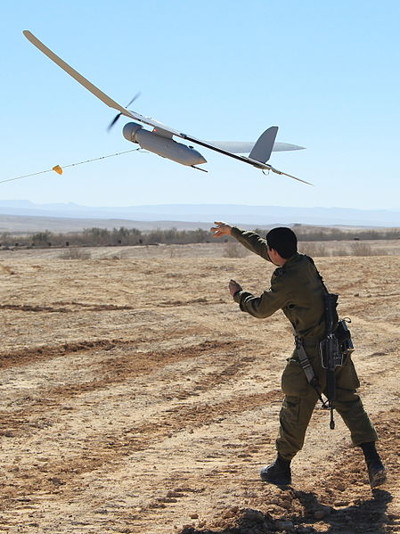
[0,242,398,534]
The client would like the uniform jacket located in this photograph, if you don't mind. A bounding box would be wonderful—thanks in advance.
[231,227,327,339]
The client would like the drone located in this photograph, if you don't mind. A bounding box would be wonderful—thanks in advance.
[23,31,309,185]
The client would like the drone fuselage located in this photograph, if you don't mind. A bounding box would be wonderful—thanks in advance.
[123,122,206,166]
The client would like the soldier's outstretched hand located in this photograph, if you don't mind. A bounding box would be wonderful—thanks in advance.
[210,221,232,237]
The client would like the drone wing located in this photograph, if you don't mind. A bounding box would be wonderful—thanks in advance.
[23,30,182,136]
[24,31,129,116]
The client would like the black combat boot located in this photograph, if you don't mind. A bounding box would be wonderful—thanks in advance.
[360,441,387,488]
[260,454,292,486]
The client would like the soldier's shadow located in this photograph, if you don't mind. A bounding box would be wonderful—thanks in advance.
[293,488,393,533]
[180,488,393,534]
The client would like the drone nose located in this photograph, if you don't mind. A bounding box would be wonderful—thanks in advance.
[194,152,207,165]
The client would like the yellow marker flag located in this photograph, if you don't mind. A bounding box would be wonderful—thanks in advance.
[52,165,63,175]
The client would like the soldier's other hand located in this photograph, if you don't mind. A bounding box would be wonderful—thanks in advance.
[210,221,232,237]
[229,279,242,297]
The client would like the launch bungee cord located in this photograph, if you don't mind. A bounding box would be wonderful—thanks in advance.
[0,148,141,185]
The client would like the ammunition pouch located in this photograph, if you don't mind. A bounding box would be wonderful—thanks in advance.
[334,318,354,357]
[320,318,354,370]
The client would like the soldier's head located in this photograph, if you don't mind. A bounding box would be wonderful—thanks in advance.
[266,227,297,263]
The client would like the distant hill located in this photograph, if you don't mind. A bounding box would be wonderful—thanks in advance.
[0,201,398,232]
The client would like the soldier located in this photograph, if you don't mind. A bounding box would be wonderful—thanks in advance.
[210,221,386,488]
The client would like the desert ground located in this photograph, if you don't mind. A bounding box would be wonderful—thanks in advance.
[0,241,398,533]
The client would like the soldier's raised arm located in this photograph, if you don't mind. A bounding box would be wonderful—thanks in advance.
[210,221,270,261]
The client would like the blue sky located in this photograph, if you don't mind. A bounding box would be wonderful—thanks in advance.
[1,0,399,210]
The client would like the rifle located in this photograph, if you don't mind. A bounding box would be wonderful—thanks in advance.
[319,293,343,429]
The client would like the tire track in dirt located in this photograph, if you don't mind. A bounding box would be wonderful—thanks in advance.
[0,337,282,516]
[0,304,70,313]
[0,318,214,370]
[0,339,245,429]
[0,389,282,511]
[0,339,121,370]
[0,302,136,312]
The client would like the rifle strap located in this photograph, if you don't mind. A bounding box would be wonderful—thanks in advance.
[295,336,328,409]
[304,255,331,295]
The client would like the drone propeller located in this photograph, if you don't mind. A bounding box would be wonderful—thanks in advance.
[107,92,141,131]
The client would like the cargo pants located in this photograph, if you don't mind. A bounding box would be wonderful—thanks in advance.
[276,339,378,460]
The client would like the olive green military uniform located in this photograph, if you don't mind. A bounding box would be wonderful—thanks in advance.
[231,227,378,460]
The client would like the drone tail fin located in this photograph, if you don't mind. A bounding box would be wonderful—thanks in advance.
[249,126,278,163]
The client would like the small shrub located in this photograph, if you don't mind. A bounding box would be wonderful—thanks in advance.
[299,243,329,257]
[350,242,386,256]
[223,242,249,258]
[60,248,91,260]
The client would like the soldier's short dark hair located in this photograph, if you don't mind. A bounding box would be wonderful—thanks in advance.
[266,227,297,259]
